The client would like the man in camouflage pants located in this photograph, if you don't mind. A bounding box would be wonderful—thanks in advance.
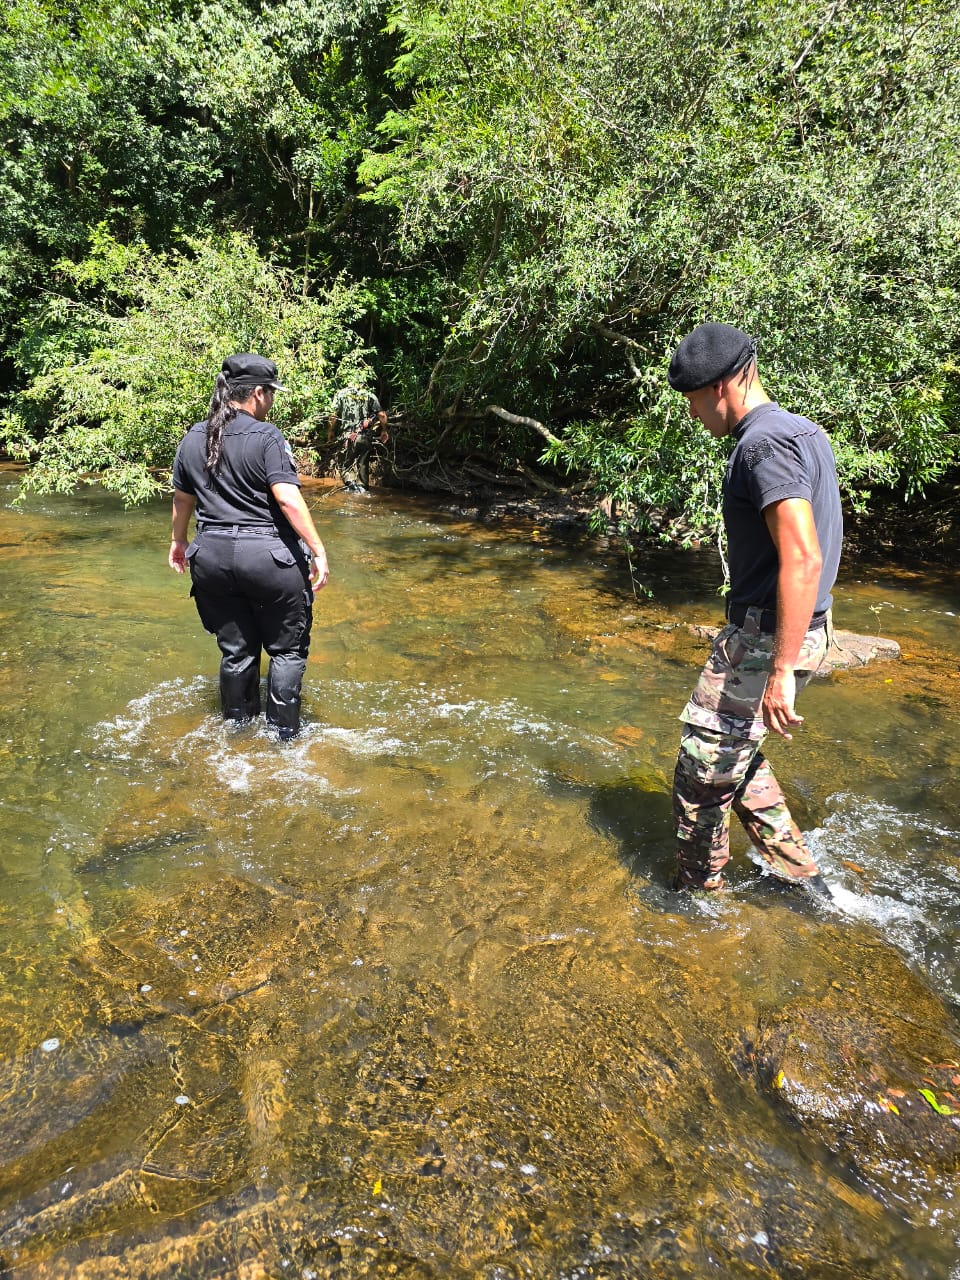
[667,324,842,897]
[327,385,389,492]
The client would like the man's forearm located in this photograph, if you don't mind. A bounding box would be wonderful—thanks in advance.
[772,564,819,674]
[764,497,822,673]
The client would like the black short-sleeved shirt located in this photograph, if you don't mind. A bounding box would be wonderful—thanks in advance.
[172,411,301,530]
[724,402,843,616]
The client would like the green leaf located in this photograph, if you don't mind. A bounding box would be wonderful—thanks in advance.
[918,1088,956,1116]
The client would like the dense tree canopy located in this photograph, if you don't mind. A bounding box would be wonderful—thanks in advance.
[3,232,376,501]
[0,0,957,538]
[364,0,960,529]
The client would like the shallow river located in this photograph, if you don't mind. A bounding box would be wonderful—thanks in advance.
[0,467,958,1278]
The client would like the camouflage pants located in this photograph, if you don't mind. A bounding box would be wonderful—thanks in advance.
[672,609,829,889]
[340,431,374,489]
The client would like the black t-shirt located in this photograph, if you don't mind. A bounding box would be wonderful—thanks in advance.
[172,411,300,530]
[724,402,843,616]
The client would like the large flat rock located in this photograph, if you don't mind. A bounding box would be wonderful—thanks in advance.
[822,628,901,672]
[690,625,900,673]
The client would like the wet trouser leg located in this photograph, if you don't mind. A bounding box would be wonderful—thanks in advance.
[188,530,313,733]
[212,606,263,721]
[673,727,820,888]
[355,441,371,489]
[340,435,371,488]
[732,751,821,880]
[261,597,313,733]
[189,535,263,721]
[188,588,263,721]
[234,536,312,735]
[672,611,828,889]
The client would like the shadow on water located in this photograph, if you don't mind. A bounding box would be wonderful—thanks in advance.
[0,472,959,1277]
[587,775,676,886]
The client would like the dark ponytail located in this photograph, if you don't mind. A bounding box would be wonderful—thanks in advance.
[205,372,237,474]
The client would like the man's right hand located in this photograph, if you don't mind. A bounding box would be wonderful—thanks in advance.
[762,669,803,739]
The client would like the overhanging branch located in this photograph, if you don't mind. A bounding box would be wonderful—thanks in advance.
[486,404,562,449]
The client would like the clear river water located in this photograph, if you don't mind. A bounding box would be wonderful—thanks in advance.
[0,466,958,1278]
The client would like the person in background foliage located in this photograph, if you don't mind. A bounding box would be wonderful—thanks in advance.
[169,353,329,741]
[327,384,389,492]
[666,323,842,898]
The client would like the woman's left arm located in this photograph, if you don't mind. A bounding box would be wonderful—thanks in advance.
[271,482,330,591]
[169,489,196,573]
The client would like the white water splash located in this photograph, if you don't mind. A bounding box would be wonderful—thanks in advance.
[95,676,618,795]
[313,725,406,756]
[204,747,256,793]
[809,794,960,908]
[95,676,209,752]
[818,882,923,927]
[802,793,960,1000]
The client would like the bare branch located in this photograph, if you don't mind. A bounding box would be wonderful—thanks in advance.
[589,319,650,381]
[792,0,848,75]
[517,462,567,494]
[486,404,563,449]
[589,319,647,352]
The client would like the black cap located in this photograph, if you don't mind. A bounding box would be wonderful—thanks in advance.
[667,323,756,392]
[221,353,288,392]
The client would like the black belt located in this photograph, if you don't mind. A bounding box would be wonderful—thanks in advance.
[727,603,828,632]
[197,523,278,536]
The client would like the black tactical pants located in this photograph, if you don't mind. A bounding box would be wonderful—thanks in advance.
[186,527,313,735]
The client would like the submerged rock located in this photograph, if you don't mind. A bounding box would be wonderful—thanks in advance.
[2,870,955,1278]
[741,948,960,1230]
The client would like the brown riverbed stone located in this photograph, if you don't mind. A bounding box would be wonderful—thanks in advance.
[2,871,940,1279]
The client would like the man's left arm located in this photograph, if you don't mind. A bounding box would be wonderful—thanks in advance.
[763,496,822,740]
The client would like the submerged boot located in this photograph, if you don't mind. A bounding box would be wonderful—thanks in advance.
[802,873,833,900]
[265,652,306,743]
[672,866,728,892]
[220,662,261,722]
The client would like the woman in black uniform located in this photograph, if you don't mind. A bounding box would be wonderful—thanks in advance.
[169,353,329,740]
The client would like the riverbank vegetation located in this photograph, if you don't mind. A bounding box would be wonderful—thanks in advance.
[1,0,958,540]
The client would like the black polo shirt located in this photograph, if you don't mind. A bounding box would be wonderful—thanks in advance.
[724,402,843,617]
[172,411,300,529]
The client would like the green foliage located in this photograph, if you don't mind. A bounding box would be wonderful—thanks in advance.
[2,232,375,503]
[1,0,959,538]
[0,0,222,336]
[545,398,728,546]
[0,0,397,357]
[163,0,396,261]
[364,0,960,533]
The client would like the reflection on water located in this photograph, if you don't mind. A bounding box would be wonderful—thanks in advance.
[0,467,959,1277]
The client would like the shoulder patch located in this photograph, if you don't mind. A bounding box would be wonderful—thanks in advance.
[743,437,776,469]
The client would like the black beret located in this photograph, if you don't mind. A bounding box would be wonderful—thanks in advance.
[222,352,288,391]
[667,323,756,392]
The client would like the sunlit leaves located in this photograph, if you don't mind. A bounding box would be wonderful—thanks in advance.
[364,0,960,535]
[1,0,959,537]
[2,233,376,503]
